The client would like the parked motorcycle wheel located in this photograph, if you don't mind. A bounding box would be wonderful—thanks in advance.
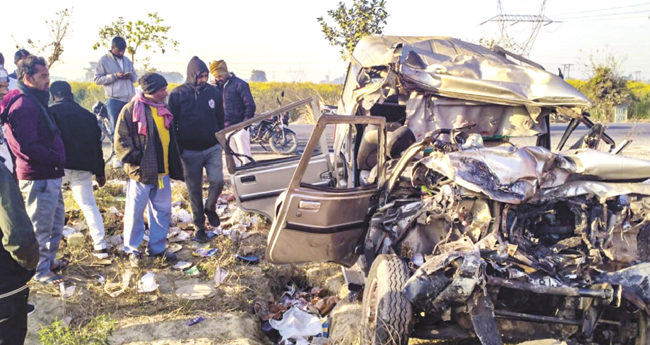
[269,129,298,155]
[362,254,412,345]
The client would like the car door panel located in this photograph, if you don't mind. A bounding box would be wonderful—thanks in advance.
[267,115,386,267]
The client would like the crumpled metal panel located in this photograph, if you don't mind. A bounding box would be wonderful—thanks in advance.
[558,148,650,181]
[350,36,591,108]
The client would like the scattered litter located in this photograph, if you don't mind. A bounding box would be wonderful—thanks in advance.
[61,226,78,239]
[167,243,182,253]
[92,275,105,284]
[185,316,205,326]
[269,307,323,341]
[169,231,191,243]
[412,253,424,266]
[107,206,122,221]
[214,268,228,285]
[70,221,87,232]
[184,266,200,276]
[108,234,123,247]
[171,207,192,224]
[137,272,158,293]
[172,200,187,208]
[59,282,76,299]
[66,232,85,247]
[167,227,181,239]
[236,254,260,264]
[173,261,192,270]
[175,284,215,300]
[192,248,218,257]
[104,270,132,297]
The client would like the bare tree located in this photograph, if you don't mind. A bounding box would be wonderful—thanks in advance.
[13,8,74,69]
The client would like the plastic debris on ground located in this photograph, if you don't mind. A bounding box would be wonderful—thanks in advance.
[60,282,76,299]
[214,268,228,285]
[166,243,183,253]
[184,266,200,276]
[167,227,181,239]
[173,261,192,270]
[185,316,205,326]
[235,254,260,264]
[137,272,158,293]
[104,269,133,297]
[175,284,215,300]
[256,283,339,343]
[66,232,85,247]
[107,206,122,221]
[192,248,218,257]
[61,226,78,239]
[269,307,323,342]
[171,206,192,224]
[168,230,191,243]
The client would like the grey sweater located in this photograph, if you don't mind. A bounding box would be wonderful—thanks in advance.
[94,52,137,102]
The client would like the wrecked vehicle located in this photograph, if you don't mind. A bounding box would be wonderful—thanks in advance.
[217,36,650,344]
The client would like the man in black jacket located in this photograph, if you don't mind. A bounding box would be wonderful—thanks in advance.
[49,81,108,259]
[209,60,255,166]
[170,57,225,242]
[0,157,39,345]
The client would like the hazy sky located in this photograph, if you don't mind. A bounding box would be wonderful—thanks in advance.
[2,0,649,82]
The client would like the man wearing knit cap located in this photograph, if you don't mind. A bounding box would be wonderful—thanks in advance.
[114,72,183,266]
[209,60,255,166]
[49,81,108,260]
[170,57,225,242]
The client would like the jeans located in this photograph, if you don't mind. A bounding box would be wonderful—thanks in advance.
[62,170,106,250]
[0,288,29,345]
[229,129,252,167]
[180,144,224,230]
[123,175,171,255]
[19,179,64,279]
[106,98,127,136]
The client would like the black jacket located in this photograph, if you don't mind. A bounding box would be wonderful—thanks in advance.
[170,57,225,151]
[215,73,256,127]
[0,163,38,294]
[50,98,105,177]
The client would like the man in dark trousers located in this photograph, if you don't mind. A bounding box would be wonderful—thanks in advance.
[169,57,225,242]
[0,154,39,345]
[49,81,108,259]
[208,60,256,166]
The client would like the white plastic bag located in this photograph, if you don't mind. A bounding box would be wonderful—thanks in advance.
[269,307,322,341]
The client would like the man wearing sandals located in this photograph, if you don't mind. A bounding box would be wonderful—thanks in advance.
[0,141,38,345]
[0,55,68,285]
[114,73,183,267]
[49,81,109,260]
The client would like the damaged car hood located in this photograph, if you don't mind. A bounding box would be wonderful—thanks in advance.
[415,146,650,204]
[347,36,591,109]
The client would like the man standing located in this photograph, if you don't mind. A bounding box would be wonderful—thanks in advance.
[209,60,256,166]
[169,57,225,242]
[49,81,109,260]
[8,49,30,91]
[114,73,183,266]
[0,157,39,345]
[0,55,67,285]
[94,36,137,167]
[0,53,8,100]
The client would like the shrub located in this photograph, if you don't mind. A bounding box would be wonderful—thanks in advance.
[39,314,117,345]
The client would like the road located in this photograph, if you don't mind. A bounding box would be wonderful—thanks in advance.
[250,122,650,158]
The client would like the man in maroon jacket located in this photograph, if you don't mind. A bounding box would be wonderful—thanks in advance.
[0,55,67,285]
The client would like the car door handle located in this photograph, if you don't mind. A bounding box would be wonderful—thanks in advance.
[240,175,256,183]
[299,200,321,211]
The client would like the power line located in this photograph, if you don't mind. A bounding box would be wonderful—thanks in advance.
[550,2,650,17]
[555,10,650,20]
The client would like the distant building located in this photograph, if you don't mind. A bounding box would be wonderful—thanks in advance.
[84,62,98,82]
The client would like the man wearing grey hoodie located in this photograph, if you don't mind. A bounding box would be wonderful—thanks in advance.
[94,37,137,142]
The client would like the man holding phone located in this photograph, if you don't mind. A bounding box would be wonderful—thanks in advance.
[94,37,137,167]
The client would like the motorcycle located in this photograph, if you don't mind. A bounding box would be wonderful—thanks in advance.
[92,101,115,164]
[249,91,298,155]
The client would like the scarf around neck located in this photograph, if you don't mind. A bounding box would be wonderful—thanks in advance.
[16,81,61,139]
[131,92,173,136]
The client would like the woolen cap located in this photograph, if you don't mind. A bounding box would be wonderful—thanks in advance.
[139,73,168,94]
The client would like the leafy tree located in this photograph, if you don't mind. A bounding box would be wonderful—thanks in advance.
[13,8,74,69]
[581,52,630,121]
[92,13,179,66]
[317,0,389,60]
[250,70,268,82]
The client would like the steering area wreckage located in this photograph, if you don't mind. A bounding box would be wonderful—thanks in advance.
[216,36,650,344]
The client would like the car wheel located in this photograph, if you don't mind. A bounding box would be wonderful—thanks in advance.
[362,254,412,345]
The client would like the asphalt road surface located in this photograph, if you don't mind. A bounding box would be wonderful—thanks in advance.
[252,122,650,158]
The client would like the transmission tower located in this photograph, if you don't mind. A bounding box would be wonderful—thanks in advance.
[562,64,574,79]
[480,0,554,56]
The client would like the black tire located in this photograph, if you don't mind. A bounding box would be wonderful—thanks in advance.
[269,129,298,155]
[362,254,412,345]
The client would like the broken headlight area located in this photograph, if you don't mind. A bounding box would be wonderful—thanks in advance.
[364,139,650,343]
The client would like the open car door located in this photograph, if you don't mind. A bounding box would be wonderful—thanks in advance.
[216,98,332,219]
[266,115,386,267]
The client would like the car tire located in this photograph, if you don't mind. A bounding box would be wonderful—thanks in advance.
[362,254,412,345]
